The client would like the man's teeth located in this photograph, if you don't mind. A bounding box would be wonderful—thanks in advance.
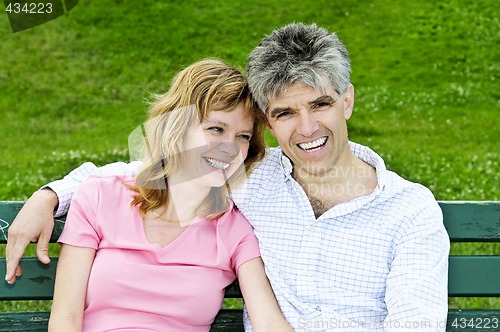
[298,137,327,152]
[206,158,230,170]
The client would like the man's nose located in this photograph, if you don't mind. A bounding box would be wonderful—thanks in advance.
[297,112,320,137]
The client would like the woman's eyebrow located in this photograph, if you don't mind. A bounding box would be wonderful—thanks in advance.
[204,120,227,127]
[205,120,253,134]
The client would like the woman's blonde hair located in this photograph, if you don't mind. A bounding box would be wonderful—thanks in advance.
[129,59,266,219]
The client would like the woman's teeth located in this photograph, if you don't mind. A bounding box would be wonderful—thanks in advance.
[298,136,327,152]
[206,157,230,170]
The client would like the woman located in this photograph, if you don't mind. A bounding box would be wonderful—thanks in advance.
[48,59,292,331]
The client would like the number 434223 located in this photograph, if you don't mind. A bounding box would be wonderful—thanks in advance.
[5,2,53,14]
[452,317,499,329]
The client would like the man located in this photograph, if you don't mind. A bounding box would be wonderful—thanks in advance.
[6,23,449,331]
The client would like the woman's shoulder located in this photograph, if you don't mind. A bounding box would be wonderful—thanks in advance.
[213,202,259,265]
[215,201,253,233]
[83,174,135,186]
[77,175,136,197]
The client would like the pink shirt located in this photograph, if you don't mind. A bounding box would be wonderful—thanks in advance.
[58,175,260,332]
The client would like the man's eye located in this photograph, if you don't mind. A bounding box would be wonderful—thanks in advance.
[276,111,291,119]
[314,102,331,110]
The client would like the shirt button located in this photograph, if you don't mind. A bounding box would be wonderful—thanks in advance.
[309,226,316,233]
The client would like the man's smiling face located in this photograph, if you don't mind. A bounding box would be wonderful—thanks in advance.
[266,81,354,176]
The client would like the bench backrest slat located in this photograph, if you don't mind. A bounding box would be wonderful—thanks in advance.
[0,201,65,244]
[0,258,56,300]
[439,201,500,242]
[448,256,500,296]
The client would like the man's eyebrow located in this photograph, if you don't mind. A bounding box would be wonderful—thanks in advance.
[268,95,337,118]
[269,107,292,119]
[310,95,336,105]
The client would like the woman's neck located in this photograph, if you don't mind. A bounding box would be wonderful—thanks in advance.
[160,178,212,223]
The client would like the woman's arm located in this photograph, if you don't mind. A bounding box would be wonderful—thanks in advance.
[238,257,293,331]
[48,244,96,332]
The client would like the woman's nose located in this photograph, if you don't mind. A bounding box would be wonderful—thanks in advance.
[218,141,239,157]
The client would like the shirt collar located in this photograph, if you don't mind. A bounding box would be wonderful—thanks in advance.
[277,141,388,191]
[348,141,387,193]
[278,147,294,176]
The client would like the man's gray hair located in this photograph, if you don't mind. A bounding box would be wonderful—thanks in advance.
[247,22,351,113]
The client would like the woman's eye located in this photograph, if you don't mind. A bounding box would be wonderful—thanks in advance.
[206,126,223,134]
[238,134,252,142]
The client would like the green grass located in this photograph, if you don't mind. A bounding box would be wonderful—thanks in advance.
[1,0,498,312]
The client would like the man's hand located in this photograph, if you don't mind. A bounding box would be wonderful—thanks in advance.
[5,188,58,284]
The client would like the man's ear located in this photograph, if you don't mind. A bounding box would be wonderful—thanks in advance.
[344,84,354,120]
[265,116,276,136]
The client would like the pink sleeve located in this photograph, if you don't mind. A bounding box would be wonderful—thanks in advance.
[219,208,261,272]
[57,177,102,249]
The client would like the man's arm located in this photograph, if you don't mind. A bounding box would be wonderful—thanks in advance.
[384,195,450,331]
[5,161,139,284]
[5,188,58,284]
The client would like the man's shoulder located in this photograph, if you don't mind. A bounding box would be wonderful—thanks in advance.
[381,170,439,210]
[384,169,430,192]
[248,147,282,178]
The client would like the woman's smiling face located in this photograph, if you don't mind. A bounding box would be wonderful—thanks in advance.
[173,102,254,188]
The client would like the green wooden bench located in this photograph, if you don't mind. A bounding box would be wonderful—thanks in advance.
[1,201,499,331]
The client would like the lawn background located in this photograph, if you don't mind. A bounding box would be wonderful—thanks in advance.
[1,0,498,312]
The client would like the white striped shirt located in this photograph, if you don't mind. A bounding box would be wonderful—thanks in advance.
[48,142,449,331]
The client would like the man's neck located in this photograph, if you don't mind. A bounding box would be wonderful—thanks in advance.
[293,153,378,218]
